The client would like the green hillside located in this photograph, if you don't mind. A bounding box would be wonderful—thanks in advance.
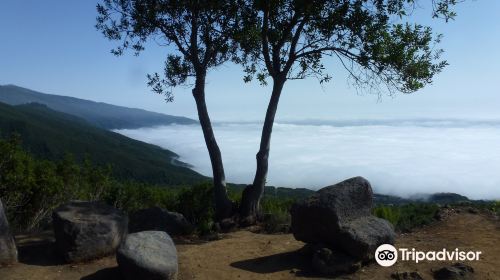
[0,85,197,129]
[0,101,205,185]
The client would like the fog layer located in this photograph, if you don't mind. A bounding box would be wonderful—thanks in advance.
[116,120,500,199]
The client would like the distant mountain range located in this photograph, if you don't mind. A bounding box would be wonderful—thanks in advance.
[0,101,205,185]
[0,85,197,129]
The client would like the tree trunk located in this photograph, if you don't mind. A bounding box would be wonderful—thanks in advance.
[240,77,285,223]
[192,75,233,221]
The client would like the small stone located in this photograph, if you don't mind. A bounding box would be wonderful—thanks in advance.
[434,263,474,280]
[391,271,424,280]
[311,247,361,276]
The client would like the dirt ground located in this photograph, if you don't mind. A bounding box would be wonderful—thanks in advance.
[0,209,498,280]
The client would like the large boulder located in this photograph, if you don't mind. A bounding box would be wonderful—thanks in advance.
[290,176,395,260]
[129,207,193,236]
[52,201,128,262]
[291,176,373,243]
[117,231,178,280]
[0,198,17,264]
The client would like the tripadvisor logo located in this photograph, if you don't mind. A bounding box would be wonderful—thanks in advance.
[375,244,482,267]
[375,244,398,267]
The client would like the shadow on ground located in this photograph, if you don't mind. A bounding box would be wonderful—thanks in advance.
[80,267,122,280]
[230,250,313,276]
[16,231,64,266]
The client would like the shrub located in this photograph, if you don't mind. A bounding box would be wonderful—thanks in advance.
[176,182,215,235]
[0,136,81,231]
[484,201,500,215]
[374,203,439,232]
[373,205,401,226]
[259,197,295,233]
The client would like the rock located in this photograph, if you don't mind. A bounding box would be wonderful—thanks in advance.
[52,201,128,262]
[433,263,474,280]
[311,247,361,276]
[0,198,17,264]
[391,271,424,280]
[467,207,478,214]
[218,218,238,232]
[337,216,396,259]
[290,176,395,260]
[117,231,178,280]
[129,207,193,236]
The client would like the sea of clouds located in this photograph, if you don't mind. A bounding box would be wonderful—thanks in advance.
[116,120,500,199]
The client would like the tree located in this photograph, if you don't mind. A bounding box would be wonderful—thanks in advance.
[96,0,245,220]
[238,0,459,221]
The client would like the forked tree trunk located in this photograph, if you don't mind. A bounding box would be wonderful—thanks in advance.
[192,75,233,221]
[240,77,285,223]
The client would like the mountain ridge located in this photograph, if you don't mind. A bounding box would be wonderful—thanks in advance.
[0,84,197,129]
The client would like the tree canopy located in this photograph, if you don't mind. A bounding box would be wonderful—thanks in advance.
[238,0,459,94]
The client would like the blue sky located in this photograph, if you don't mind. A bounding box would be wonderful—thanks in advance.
[1,0,499,121]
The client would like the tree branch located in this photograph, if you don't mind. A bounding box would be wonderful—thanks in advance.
[261,5,275,77]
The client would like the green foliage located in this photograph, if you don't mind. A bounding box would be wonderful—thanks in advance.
[373,205,401,226]
[0,136,113,231]
[0,101,204,185]
[259,196,294,233]
[374,203,439,232]
[239,0,457,95]
[490,201,500,215]
[103,182,179,213]
[176,183,215,235]
[493,201,500,215]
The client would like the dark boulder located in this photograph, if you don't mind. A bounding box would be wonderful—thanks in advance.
[52,201,128,262]
[117,231,178,280]
[129,207,193,236]
[433,263,474,280]
[0,198,17,264]
[290,176,395,260]
[291,176,373,244]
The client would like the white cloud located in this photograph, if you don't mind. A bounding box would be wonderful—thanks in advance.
[116,121,500,200]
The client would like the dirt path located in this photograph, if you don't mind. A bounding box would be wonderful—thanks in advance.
[0,210,498,280]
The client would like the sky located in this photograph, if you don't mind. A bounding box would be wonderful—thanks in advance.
[1,0,499,121]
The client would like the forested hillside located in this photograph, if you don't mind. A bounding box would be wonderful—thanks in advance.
[0,101,205,185]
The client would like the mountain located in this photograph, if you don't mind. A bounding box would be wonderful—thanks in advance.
[421,192,471,205]
[0,85,197,129]
[0,101,205,185]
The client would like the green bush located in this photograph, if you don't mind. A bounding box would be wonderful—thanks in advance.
[0,136,182,232]
[176,182,215,235]
[373,205,401,226]
[259,197,295,233]
[102,182,178,212]
[374,203,439,232]
[484,201,500,215]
